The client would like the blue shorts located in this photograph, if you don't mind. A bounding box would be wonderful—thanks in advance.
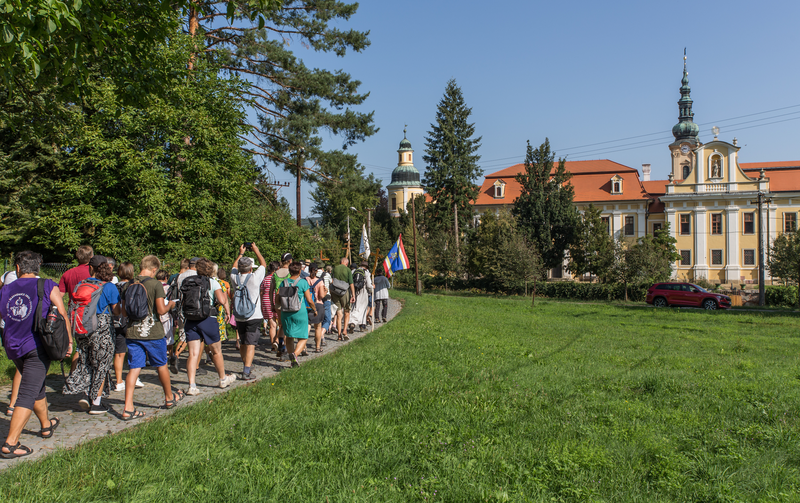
[126,338,168,369]
[184,316,221,345]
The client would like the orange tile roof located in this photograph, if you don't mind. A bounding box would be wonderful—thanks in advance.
[485,159,638,179]
[475,161,651,206]
[641,180,669,195]
[740,162,800,192]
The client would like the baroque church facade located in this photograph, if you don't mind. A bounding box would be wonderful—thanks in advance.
[472,56,800,283]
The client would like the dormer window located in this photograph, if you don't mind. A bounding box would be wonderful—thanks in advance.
[709,153,723,179]
[610,175,623,195]
[493,179,506,199]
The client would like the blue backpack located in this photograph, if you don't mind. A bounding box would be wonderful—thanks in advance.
[232,272,257,321]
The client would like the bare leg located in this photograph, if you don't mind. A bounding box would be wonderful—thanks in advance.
[8,370,21,410]
[123,367,142,414]
[208,341,226,379]
[343,312,351,336]
[113,353,125,387]
[286,337,295,356]
[269,318,277,344]
[156,366,174,402]
[239,344,255,369]
[315,324,322,350]
[293,338,308,356]
[186,340,201,387]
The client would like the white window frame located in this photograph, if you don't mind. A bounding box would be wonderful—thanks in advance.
[743,249,756,266]
[710,249,723,266]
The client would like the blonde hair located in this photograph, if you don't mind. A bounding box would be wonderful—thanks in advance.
[140,255,161,272]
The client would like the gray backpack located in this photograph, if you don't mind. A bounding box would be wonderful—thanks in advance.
[232,272,257,320]
[278,277,301,313]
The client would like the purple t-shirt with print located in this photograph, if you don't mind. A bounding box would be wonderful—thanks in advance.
[0,277,57,360]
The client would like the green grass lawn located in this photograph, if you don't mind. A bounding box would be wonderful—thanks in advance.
[2,290,799,501]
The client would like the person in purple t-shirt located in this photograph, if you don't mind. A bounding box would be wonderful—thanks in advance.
[0,251,71,458]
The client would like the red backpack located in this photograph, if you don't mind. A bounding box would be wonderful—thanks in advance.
[69,278,106,335]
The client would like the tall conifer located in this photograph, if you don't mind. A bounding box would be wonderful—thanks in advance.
[512,139,580,271]
[422,79,482,235]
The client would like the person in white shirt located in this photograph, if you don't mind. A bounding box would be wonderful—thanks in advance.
[230,243,266,380]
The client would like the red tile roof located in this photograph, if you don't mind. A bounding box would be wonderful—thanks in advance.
[641,180,669,195]
[740,161,800,170]
[740,161,800,192]
[476,159,650,206]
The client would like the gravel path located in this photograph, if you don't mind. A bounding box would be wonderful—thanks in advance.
[0,297,402,468]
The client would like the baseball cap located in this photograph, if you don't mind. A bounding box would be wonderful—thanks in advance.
[238,256,254,270]
[88,255,107,269]
[189,257,201,266]
[281,252,293,262]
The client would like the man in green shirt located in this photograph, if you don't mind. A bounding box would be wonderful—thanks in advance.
[120,255,183,420]
[331,257,356,340]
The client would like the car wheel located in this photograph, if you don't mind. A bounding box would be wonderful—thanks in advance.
[702,299,717,310]
[653,297,668,308]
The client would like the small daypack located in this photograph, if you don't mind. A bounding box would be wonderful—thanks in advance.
[124,277,153,322]
[35,279,70,361]
[181,275,212,321]
[353,269,366,291]
[112,281,129,333]
[232,272,257,320]
[278,277,301,313]
[273,272,290,290]
[69,278,106,336]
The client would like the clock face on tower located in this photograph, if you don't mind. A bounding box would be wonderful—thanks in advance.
[680,145,690,154]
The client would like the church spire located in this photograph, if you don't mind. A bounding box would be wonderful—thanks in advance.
[672,48,699,143]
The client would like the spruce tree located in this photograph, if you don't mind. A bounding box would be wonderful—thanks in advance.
[422,79,482,236]
[512,139,580,271]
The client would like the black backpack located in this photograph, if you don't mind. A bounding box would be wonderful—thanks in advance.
[125,277,154,322]
[34,279,70,361]
[353,269,366,291]
[181,275,212,321]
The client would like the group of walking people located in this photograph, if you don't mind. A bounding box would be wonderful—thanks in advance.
[0,243,391,459]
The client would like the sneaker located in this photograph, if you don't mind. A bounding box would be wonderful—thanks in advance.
[219,374,237,388]
[359,324,366,331]
[89,402,107,415]
[135,378,144,388]
[169,355,178,374]
[279,344,287,354]
[289,353,299,368]
[241,372,255,381]
[115,382,126,392]
[382,318,388,323]
[186,387,200,396]
[78,398,90,411]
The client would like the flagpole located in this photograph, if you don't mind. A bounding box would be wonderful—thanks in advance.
[412,195,420,296]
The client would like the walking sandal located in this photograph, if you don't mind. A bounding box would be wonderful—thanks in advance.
[40,417,60,438]
[1,442,33,459]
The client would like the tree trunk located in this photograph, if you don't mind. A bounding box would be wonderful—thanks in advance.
[532,281,536,307]
[454,202,459,264]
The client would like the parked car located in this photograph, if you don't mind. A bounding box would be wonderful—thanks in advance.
[646,283,732,310]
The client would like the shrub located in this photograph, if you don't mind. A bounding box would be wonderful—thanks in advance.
[765,285,798,307]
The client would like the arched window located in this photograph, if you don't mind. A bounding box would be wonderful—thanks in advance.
[610,175,623,194]
[682,165,691,180]
[493,180,506,199]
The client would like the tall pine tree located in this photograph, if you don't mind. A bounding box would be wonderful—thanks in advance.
[512,139,580,271]
[422,79,482,237]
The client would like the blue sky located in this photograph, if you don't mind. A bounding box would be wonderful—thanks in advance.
[266,0,800,218]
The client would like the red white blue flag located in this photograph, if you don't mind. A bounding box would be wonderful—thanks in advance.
[383,234,410,277]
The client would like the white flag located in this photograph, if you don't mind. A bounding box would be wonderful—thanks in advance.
[359,224,370,260]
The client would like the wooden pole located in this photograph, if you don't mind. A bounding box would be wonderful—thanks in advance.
[412,197,420,296]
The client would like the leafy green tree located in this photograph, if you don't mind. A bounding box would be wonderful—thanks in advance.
[0,35,313,265]
[467,209,542,292]
[310,164,382,242]
[568,204,615,280]
[768,232,800,307]
[608,224,680,293]
[198,0,377,222]
[512,139,579,270]
[422,79,482,239]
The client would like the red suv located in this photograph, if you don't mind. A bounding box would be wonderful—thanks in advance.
[646,283,732,310]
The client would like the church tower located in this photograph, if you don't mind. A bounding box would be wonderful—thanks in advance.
[387,127,424,217]
[669,50,702,180]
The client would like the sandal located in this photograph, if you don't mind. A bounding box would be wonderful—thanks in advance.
[0,442,33,459]
[40,417,60,438]
[5,406,14,416]
[164,389,186,409]
[121,409,145,421]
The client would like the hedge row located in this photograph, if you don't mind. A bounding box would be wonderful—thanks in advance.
[765,285,799,307]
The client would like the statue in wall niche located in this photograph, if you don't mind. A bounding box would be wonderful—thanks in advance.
[711,158,722,178]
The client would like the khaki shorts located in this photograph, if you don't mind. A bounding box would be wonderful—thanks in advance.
[331,291,351,312]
